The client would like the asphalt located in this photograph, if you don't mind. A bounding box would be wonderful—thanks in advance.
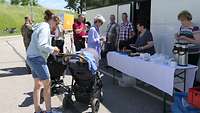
[0,36,169,113]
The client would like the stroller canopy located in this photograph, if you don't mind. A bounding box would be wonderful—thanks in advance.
[77,48,100,74]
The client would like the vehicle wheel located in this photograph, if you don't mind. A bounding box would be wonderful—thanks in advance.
[62,95,73,109]
[91,98,100,113]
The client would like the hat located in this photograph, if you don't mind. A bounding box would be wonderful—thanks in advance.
[94,14,106,23]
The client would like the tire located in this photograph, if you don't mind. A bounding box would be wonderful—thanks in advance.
[91,98,100,113]
[100,88,104,102]
[62,95,73,109]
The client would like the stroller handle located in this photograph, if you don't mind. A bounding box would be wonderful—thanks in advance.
[57,53,88,63]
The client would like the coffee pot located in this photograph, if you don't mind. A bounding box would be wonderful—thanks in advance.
[173,43,189,66]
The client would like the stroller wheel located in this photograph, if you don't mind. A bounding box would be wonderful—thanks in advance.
[100,88,104,102]
[62,95,73,109]
[91,98,100,113]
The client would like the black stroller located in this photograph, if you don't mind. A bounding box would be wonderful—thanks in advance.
[47,36,103,112]
[62,49,103,113]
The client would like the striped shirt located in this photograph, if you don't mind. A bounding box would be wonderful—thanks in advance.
[119,22,134,41]
[178,25,200,54]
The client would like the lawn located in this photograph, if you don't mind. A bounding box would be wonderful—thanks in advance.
[0,3,65,36]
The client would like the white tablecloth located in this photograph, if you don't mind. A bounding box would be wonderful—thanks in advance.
[107,52,198,96]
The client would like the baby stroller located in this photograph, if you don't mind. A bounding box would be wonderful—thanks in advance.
[47,37,68,95]
[62,48,103,113]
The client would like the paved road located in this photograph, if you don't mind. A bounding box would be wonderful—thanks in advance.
[0,36,165,113]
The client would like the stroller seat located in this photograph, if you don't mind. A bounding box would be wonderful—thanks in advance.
[68,57,93,80]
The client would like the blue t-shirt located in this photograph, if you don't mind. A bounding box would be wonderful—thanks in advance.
[135,30,155,55]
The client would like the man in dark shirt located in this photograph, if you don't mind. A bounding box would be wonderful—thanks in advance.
[130,21,155,55]
[73,14,86,51]
[21,16,33,50]
[21,16,33,73]
[105,15,119,52]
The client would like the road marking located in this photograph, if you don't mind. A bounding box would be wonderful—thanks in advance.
[6,41,25,61]
[0,35,21,39]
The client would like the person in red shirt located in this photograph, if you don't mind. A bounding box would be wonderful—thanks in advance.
[73,14,86,51]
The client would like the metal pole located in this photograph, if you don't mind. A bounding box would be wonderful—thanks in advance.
[163,92,167,113]
[30,0,33,20]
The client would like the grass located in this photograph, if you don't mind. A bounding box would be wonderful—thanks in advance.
[0,3,66,36]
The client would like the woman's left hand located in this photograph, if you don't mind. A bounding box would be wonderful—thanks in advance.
[52,47,60,55]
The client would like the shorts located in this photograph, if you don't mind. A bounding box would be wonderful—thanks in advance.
[27,56,50,80]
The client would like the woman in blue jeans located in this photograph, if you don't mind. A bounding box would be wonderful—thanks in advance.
[26,10,60,113]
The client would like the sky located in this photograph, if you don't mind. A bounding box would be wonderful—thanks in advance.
[38,0,67,10]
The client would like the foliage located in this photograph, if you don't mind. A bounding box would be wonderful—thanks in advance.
[0,3,65,36]
[10,0,38,6]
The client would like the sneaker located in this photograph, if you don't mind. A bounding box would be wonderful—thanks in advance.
[45,108,62,113]
[52,108,62,113]
[34,111,45,113]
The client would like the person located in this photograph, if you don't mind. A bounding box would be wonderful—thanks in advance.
[21,16,33,73]
[85,21,91,34]
[87,15,106,56]
[55,21,64,39]
[53,20,65,53]
[130,21,155,55]
[175,10,200,86]
[105,14,119,52]
[21,16,33,50]
[26,10,60,113]
[118,13,135,50]
[73,14,86,51]
[175,10,200,65]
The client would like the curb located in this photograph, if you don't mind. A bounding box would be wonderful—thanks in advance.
[0,35,22,39]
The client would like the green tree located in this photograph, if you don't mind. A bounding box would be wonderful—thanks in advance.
[11,0,20,5]
[65,0,90,13]
[21,0,29,6]
[10,0,38,6]
[66,0,79,9]
[0,0,5,4]
[32,0,38,6]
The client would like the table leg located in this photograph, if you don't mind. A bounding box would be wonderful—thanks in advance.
[163,93,167,113]
[183,70,186,92]
[112,68,116,85]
